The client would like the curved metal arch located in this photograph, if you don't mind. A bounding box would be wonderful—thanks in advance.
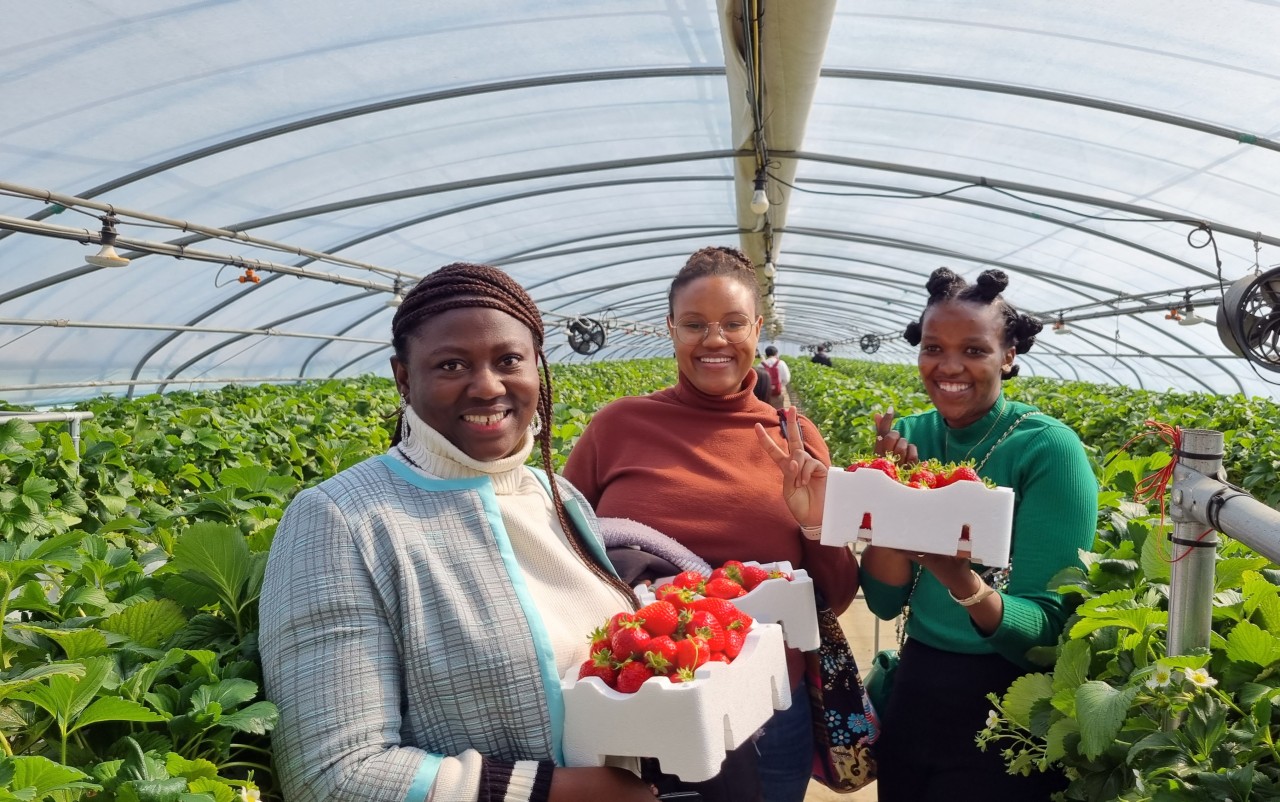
[155,291,381,393]
[785,176,1210,276]
[1049,324,1220,393]
[786,150,1280,250]
[134,175,734,386]
[300,305,389,379]
[0,67,730,244]
[493,226,742,267]
[819,69,1280,155]
[328,344,392,379]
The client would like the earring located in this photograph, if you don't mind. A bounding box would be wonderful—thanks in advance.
[529,410,543,437]
[398,396,411,443]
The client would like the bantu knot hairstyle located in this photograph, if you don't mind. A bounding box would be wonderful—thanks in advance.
[390,262,637,606]
[902,267,1043,380]
[667,246,761,316]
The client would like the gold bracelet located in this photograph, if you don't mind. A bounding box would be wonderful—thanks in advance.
[948,571,996,607]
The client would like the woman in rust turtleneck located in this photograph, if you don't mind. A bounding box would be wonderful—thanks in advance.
[563,245,859,802]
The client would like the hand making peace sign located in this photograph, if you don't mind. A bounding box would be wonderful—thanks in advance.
[753,406,826,529]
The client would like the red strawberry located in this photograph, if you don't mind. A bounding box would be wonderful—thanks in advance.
[947,466,982,484]
[704,577,747,599]
[730,609,754,630]
[655,584,695,611]
[689,611,726,653]
[578,651,618,687]
[636,601,680,637]
[587,624,611,656]
[606,611,634,638]
[675,636,709,671]
[708,566,730,582]
[740,564,770,591]
[720,560,746,586]
[616,660,656,694]
[669,667,697,684]
[859,512,872,530]
[646,635,679,667]
[908,467,938,489]
[723,627,746,660]
[611,621,653,659]
[845,460,870,472]
[672,570,705,591]
[690,597,743,629]
[868,457,899,481]
[707,652,730,663]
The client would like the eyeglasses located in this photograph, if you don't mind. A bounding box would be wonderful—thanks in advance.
[670,314,756,345]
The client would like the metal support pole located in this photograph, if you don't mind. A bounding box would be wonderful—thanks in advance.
[1167,429,1223,655]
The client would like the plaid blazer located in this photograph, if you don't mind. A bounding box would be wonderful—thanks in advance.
[260,455,615,801]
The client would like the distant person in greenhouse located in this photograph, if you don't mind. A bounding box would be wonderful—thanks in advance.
[759,344,791,408]
[564,245,859,802]
[260,263,658,802]
[810,345,833,367]
[860,267,1097,801]
[752,349,772,401]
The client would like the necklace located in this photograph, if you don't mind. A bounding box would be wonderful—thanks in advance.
[945,396,1007,464]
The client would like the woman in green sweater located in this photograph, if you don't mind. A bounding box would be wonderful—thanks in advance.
[860,267,1097,800]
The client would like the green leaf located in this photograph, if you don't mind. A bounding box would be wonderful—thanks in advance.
[170,523,255,611]
[102,600,188,649]
[1052,639,1092,694]
[1044,716,1078,763]
[164,755,219,782]
[1226,620,1280,666]
[1000,672,1054,729]
[72,696,168,731]
[1075,680,1141,760]
[12,625,109,660]
[191,679,258,712]
[5,755,99,797]
[214,700,278,734]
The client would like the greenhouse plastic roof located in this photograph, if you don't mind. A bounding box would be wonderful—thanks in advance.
[4,0,1280,406]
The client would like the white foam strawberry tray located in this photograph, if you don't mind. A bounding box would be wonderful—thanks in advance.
[560,622,790,782]
[821,468,1015,567]
[638,561,819,652]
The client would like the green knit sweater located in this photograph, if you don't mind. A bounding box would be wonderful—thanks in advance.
[861,395,1098,669]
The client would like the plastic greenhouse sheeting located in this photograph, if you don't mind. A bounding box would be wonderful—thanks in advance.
[3,0,1280,406]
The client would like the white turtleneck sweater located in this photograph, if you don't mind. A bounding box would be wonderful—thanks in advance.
[392,407,633,802]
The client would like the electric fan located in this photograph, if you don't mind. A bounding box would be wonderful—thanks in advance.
[859,334,881,354]
[1217,268,1280,373]
[566,317,607,356]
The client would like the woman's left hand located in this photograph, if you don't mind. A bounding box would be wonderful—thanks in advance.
[913,552,974,591]
[754,406,826,528]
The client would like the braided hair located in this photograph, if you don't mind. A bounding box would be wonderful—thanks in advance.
[667,246,761,316]
[903,267,1043,380]
[391,262,637,606]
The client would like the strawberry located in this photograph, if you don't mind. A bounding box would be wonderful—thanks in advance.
[587,624,611,656]
[720,560,746,586]
[768,569,792,583]
[704,577,747,599]
[689,611,726,653]
[578,651,618,688]
[611,621,653,659]
[907,466,938,489]
[675,635,709,671]
[672,570,705,591]
[690,597,743,628]
[868,457,899,481]
[606,611,634,638]
[708,566,730,582]
[723,627,746,660]
[636,601,680,637]
[644,648,674,676]
[646,635,679,667]
[845,460,870,472]
[707,652,730,663]
[616,660,656,694]
[669,667,697,684]
[655,584,695,611]
[859,512,873,530]
[947,465,982,484]
[740,564,770,591]
[730,608,754,630]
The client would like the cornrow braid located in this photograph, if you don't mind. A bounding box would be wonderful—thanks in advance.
[667,245,761,316]
[902,267,1043,380]
[392,262,637,608]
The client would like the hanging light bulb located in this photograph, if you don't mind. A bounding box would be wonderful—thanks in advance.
[763,259,776,279]
[749,171,770,215]
[386,279,405,309]
[84,213,130,268]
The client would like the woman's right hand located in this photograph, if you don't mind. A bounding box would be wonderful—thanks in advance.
[550,766,656,800]
[873,408,918,466]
